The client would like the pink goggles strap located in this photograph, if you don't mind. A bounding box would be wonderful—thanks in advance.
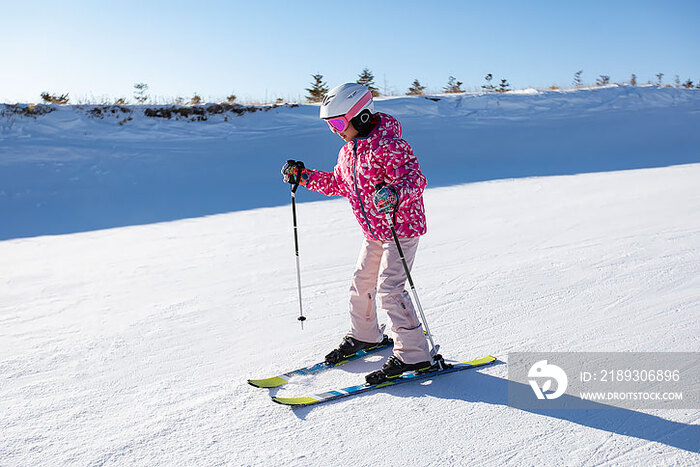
[345,91,372,120]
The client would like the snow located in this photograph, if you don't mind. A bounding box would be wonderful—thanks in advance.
[1,86,698,240]
[508,87,540,95]
[1,87,699,466]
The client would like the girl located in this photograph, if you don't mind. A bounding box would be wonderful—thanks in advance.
[282,83,431,384]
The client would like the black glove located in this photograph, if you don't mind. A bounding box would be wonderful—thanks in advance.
[281,160,307,186]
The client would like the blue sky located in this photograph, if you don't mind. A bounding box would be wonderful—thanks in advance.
[2,0,698,103]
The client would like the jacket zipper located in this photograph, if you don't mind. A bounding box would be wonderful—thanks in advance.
[353,142,378,240]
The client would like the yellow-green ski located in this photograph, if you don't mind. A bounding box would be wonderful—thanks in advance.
[248,336,393,388]
[271,356,497,406]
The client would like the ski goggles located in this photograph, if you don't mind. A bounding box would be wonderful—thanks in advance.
[324,91,372,132]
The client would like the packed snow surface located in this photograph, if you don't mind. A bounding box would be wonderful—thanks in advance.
[1,86,699,466]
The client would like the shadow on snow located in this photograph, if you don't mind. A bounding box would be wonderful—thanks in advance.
[289,368,699,454]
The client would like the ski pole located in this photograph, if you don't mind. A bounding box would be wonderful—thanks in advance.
[291,182,306,329]
[385,212,444,369]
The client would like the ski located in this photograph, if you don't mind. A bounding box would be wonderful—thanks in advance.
[247,336,393,388]
[271,355,497,406]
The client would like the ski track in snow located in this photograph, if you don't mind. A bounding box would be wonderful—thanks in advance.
[1,164,699,466]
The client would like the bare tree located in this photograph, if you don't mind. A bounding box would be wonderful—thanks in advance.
[40,92,70,104]
[133,82,149,104]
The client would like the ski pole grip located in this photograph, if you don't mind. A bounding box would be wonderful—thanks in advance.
[285,159,303,193]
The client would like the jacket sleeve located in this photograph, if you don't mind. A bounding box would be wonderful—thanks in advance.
[377,139,427,209]
[305,163,348,198]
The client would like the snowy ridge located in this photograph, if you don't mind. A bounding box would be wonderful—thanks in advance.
[386,85,700,119]
[2,86,696,137]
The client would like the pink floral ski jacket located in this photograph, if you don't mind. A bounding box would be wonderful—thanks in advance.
[305,113,427,241]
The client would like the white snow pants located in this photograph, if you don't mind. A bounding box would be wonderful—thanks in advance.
[348,236,431,364]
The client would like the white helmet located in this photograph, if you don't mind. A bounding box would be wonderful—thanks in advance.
[320,83,374,119]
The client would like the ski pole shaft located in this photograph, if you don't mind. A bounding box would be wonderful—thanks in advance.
[385,213,443,368]
[291,183,306,329]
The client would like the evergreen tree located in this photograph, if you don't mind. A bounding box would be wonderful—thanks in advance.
[573,70,583,87]
[682,79,694,88]
[481,74,495,92]
[674,75,681,87]
[443,76,464,93]
[497,79,510,93]
[596,75,610,86]
[306,74,328,103]
[190,93,202,105]
[630,74,637,86]
[406,79,426,95]
[656,73,664,86]
[356,68,380,96]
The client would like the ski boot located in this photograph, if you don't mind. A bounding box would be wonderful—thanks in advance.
[324,335,392,365]
[365,355,433,385]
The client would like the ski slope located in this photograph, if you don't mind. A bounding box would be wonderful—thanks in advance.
[1,87,699,466]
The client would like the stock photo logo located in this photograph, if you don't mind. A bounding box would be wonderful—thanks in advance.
[527,360,569,400]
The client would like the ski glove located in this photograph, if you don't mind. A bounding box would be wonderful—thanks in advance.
[281,160,309,186]
[373,184,399,213]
